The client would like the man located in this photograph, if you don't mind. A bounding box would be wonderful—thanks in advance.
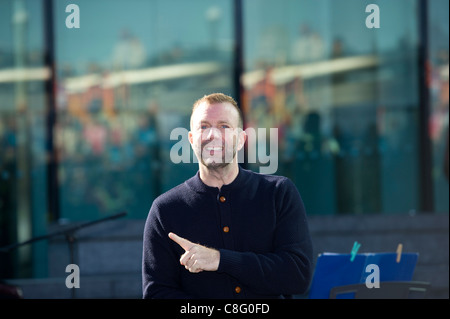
[142,93,313,299]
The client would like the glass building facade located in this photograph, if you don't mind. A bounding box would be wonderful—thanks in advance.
[0,0,448,279]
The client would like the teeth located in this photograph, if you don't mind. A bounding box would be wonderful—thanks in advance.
[205,147,222,151]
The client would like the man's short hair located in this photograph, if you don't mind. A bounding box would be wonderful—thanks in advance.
[191,93,243,129]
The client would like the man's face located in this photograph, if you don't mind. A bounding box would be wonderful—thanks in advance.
[189,102,245,169]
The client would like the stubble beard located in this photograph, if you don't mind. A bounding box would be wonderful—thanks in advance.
[199,141,237,171]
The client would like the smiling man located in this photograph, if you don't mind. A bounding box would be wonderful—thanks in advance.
[142,93,313,299]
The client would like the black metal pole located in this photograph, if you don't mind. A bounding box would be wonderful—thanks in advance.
[0,211,127,299]
[418,0,434,213]
[233,0,244,108]
[43,0,60,221]
[0,212,128,253]
[233,0,248,169]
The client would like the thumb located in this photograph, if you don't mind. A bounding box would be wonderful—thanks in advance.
[168,232,194,251]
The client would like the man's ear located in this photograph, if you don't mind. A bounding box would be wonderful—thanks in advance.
[188,131,193,145]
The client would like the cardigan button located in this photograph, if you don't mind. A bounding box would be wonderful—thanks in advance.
[219,196,226,203]
[235,286,241,294]
[223,226,230,233]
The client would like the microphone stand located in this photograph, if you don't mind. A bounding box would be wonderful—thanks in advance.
[0,211,127,299]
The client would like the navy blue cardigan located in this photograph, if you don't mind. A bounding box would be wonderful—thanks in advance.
[142,166,313,299]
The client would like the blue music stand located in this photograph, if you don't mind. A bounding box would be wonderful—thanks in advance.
[308,252,419,299]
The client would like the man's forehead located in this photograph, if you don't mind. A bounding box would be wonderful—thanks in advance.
[193,102,239,121]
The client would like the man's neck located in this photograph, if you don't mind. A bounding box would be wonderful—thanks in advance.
[199,163,239,190]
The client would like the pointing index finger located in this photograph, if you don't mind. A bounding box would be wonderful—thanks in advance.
[168,232,194,251]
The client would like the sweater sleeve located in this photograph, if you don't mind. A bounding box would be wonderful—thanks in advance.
[217,178,313,295]
[142,202,193,299]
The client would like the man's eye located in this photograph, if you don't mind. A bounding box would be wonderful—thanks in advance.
[201,125,208,129]
[220,125,230,129]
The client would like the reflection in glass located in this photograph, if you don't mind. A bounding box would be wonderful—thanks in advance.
[428,0,449,213]
[243,0,422,215]
[55,0,234,221]
[0,0,48,278]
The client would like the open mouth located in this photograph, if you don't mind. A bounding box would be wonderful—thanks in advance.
[204,146,223,156]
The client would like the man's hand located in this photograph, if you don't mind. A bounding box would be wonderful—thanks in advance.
[168,232,220,273]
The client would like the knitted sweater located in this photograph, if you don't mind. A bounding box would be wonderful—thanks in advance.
[142,166,313,299]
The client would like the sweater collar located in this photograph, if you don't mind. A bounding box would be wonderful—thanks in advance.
[186,165,250,194]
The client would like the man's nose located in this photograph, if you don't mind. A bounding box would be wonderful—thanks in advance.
[204,127,222,140]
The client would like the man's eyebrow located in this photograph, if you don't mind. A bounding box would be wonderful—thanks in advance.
[217,120,232,125]
[199,120,232,125]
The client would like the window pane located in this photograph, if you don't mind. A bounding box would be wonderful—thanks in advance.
[0,0,48,278]
[428,0,449,213]
[55,0,234,221]
[242,0,421,215]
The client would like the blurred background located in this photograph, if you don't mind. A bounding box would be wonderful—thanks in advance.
[0,0,448,298]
